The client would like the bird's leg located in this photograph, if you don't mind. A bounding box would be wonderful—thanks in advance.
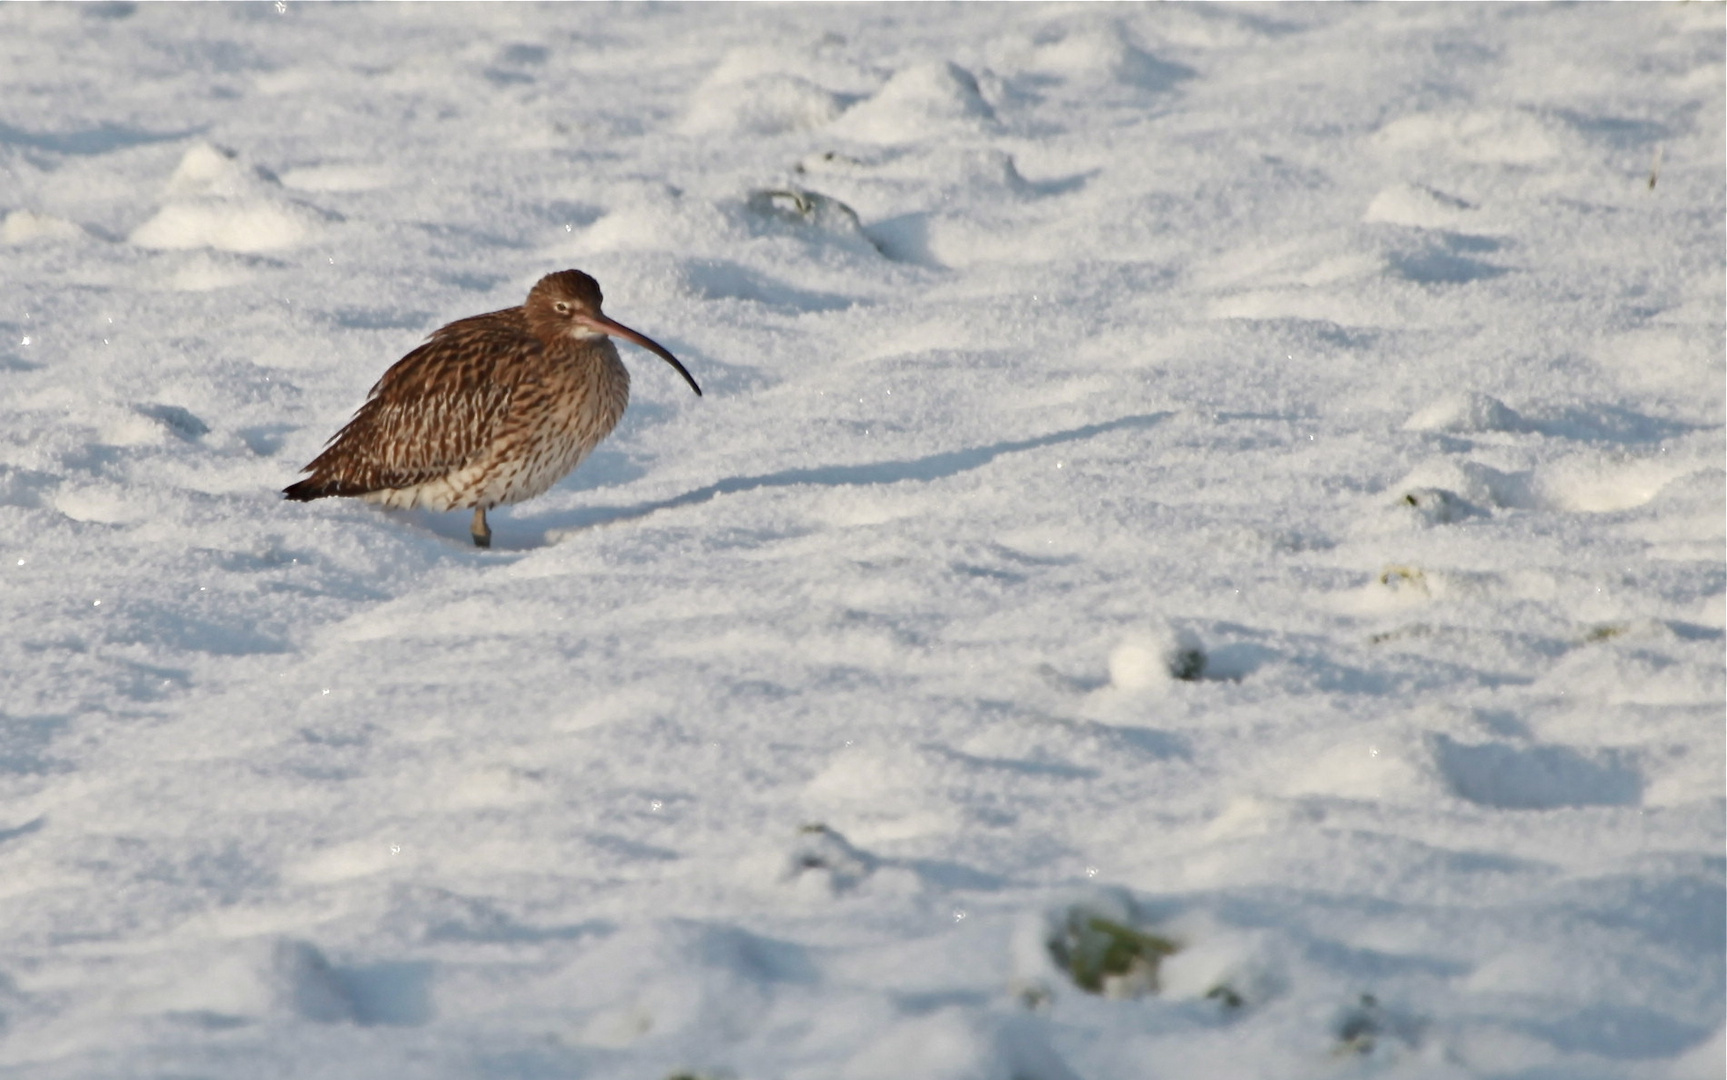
[471,506,492,549]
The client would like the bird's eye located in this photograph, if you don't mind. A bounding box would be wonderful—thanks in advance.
[553,301,571,314]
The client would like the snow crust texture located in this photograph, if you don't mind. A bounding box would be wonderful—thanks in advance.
[0,4,1722,1078]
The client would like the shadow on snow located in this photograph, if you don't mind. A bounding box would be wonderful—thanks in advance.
[399,411,1175,551]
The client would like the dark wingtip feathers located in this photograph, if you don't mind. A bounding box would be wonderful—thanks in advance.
[283,477,365,501]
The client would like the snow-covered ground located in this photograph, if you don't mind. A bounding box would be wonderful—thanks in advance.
[1,3,1722,1077]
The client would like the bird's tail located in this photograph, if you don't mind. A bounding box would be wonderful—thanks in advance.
[284,475,367,501]
[284,471,382,500]
[282,477,327,501]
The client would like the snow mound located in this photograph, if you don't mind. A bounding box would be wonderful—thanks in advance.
[53,482,153,525]
[131,201,318,254]
[680,73,843,135]
[1374,107,1566,164]
[779,823,877,895]
[745,187,880,256]
[1393,458,1531,510]
[133,938,429,1028]
[574,184,732,256]
[1530,453,1699,513]
[1390,450,1711,522]
[163,142,254,198]
[833,61,995,144]
[1105,625,1207,692]
[2,208,81,244]
[1282,733,1443,803]
[1000,24,1193,91]
[1364,183,1479,230]
[804,743,938,805]
[678,44,866,136]
[130,143,325,253]
[1394,486,1485,525]
[1403,391,1525,434]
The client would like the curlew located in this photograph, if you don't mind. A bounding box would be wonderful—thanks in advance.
[284,269,701,547]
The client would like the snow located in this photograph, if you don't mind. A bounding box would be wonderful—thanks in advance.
[0,3,1722,1078]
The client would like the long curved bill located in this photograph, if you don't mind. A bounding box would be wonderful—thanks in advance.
[578,312,703,397]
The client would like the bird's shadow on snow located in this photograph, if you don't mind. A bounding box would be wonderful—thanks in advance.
[393,411,1172,551]
[0,815,46,846]
[492,411,1176,549]
[0,119,205,156]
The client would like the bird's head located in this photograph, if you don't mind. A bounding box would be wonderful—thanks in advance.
[526,269,702,396]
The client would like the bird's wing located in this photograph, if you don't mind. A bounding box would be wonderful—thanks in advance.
[294,311,534,496]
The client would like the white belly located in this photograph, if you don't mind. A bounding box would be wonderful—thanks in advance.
[357,445,590,512]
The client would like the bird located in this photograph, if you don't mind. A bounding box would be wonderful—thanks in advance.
[284,269,701,548]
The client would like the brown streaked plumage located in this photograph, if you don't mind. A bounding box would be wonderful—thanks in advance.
[284,269,701,547]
